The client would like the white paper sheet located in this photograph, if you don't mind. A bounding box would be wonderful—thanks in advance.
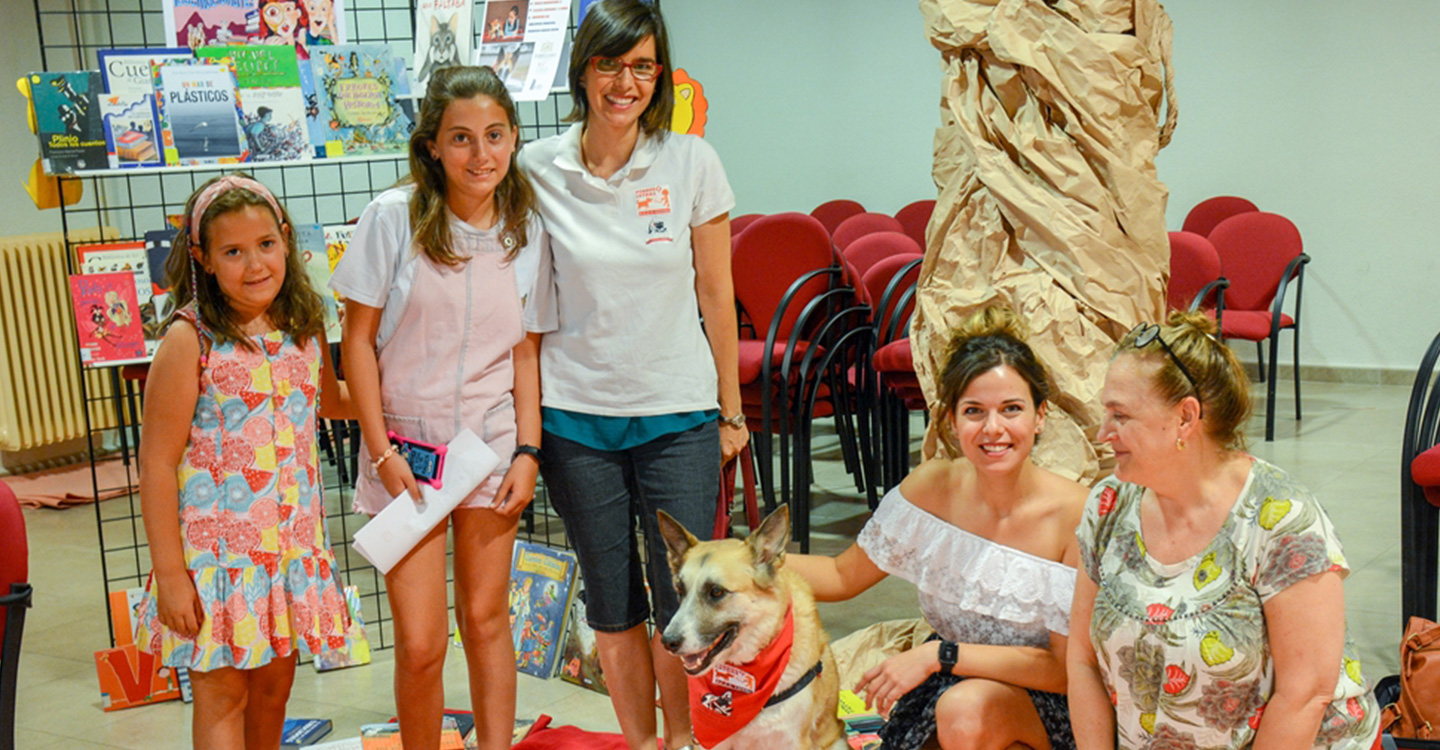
[351,428,500,574]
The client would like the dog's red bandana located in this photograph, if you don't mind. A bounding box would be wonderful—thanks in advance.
[687,607,795,749]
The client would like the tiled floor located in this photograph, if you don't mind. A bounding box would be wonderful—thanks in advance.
[10,380,1409,748]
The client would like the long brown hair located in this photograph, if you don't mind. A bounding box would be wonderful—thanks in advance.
[166,173,326,350]
[565,0,674,137]
[408,65,534,265]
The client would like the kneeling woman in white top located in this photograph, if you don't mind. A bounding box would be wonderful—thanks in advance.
[789,306,1087,750]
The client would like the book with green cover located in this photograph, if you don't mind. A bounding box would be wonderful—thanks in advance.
[197,44,311,162]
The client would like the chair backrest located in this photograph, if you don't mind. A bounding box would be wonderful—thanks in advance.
[832,212,904,252]
[1182,195,1259,236]
[809,199,865,235]
[843,231,922,281]
[730,213,763,238]
[732,212,837,343]
[1208,212,1303,313]
[1167,231,1222,312]
[893,199,935,251]
[0,481,24,645]
[862,253,924,344]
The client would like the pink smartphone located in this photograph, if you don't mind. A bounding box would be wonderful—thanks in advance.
[387,431,447,489]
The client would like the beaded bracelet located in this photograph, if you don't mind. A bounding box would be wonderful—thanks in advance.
[371,444,399,472]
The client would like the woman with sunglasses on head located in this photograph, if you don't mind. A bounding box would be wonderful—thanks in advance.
[1068,310,1380,750]
[515,2,741,749]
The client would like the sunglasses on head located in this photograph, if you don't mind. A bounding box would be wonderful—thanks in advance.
[1129,323,1203,409]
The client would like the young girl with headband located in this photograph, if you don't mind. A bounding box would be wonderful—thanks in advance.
[135,173,354,749]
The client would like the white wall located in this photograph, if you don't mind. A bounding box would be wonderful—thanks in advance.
[4,3,62,235]
[665,1,1440,372]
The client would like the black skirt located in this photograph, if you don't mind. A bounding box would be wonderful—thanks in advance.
[877,671,1075,750]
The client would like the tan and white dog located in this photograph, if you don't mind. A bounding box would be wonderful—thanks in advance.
[658,506,845,750]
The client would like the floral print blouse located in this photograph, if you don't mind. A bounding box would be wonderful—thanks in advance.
[1077,458,1380,750]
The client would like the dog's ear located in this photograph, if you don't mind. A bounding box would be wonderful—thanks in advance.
[657,510,698,574]
[747,505,790,578]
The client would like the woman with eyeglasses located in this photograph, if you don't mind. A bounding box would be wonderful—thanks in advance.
[1067,310,1380,750]
[516,2,741,749]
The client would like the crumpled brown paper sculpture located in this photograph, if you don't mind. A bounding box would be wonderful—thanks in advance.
[915,0,1177,482]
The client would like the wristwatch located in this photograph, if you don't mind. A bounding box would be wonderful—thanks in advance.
[719,412,746,429]
[938,640,959,676]
[512,444,543,466]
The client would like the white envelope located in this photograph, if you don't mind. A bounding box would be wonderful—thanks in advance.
[351,428,500,574]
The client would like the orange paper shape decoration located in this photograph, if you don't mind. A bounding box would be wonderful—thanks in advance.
[94,644,183,711]
[670,69,708,137]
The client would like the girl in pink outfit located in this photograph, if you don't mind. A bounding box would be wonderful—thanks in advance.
[331,66,553,750]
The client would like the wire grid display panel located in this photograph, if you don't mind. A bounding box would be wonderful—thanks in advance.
[35,0,579,650]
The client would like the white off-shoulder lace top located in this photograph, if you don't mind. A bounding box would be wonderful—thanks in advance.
[856,486,1077,648]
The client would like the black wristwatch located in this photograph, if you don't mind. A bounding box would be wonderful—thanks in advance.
[938,640,959,676]
[512,444,543,466]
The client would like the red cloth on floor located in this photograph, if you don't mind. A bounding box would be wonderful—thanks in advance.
[512,715,663,749]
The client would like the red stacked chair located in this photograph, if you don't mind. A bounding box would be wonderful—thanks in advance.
[0,480,31,750]
[1208,212,1309,441]
[832,212,904,252]
[810,199,866,236]
[894,199,935,252]
[1402,331,1440,624]
[732,213,870,549]
[730,213,763,239]
[861,254,925,494]
[843,231,921,290]
[1166,231,1229,326]
[1182,195,1259,237]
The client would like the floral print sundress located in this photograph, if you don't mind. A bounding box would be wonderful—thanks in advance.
[136,307,349,671]
[1078,457,1380,750]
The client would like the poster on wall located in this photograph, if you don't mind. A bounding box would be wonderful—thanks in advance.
[414,0,473,94]
[163,0,346,58]
[473,0,573,102]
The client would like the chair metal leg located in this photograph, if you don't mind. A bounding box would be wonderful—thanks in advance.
[1265,335,1280,441]
[1255,341,1266,383]
[1293,327,1303,421]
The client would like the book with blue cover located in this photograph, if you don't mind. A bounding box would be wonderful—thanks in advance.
[281,717,333,747]
[152,57,249,166]
[508,542,578,679]
[97,47,192,168]
[197,44,311,162]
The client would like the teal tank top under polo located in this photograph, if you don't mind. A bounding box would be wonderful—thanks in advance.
[542,407,719,452]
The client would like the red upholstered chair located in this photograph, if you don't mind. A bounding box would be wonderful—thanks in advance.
[0,480,31,750]
[1402,332,1440,624]
[1166,231,1229,326]
[810,199,865,236]
[732,213,870,549]
[842,232,922,291]
[1209,212,1309,442]
[1182,196,1259,237]
[831,213,904,253]
[861,254,925,494]
[730,213,763,238]
[894,199,935,252]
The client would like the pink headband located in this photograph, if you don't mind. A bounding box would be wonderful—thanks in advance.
[188,175,284,246]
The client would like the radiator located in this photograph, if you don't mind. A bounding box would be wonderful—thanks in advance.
[0,229,123,452]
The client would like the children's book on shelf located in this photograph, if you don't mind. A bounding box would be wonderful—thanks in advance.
[70,272,147,366]
[297,62,328,158]
[97,47,192,168]
[324,223,355,274]
[309,44,412,156]
[296,223,342,342]
[77,241,165,358]
[163,0,251,49]
[94,644,184,711]
[508,541,579,679]
[414,0,473,94]
[152,57,250,166]
[281,717,334,747]
[198,44,312,162]
[28,71,107,174]
[312,585,370,671]
[557,584,607,695]
[143,228,178,320]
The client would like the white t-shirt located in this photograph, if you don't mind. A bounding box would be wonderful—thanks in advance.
[518,124,735,417]
[328,185,556,349]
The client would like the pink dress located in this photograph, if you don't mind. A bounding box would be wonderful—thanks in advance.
[136,307,349,671]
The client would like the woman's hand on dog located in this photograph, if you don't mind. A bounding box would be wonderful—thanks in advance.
[856,639,942,717]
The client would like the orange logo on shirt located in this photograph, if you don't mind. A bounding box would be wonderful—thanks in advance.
[636,186,671,216]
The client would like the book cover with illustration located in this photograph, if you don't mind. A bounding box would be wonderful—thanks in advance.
[94,644,184,711]
[164,0,252,49]
[296,62,328,157]
[152,57,250,166]
[414,0,472,93]
[309,44,411,156]
[557,584,607,694]
[97,48,193,168]
[70,272,147,366]
[78,241,164,358]
[198,44,311,162]
[360,716,463,750]
[508,541,578,679]
[29,71,107,174]
[312,585,370,671]
[296,223,342,342]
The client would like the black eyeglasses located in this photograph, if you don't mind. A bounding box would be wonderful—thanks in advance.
[1129,323,1203,407]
